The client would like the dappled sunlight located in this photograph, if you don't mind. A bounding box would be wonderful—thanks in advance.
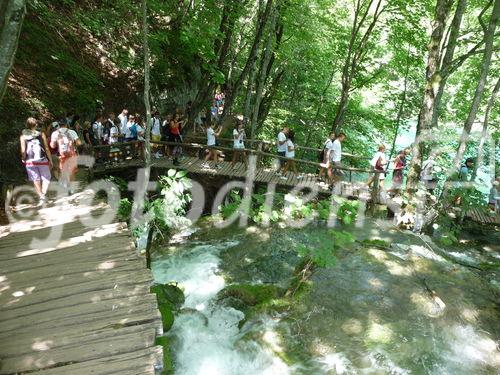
[410,291,445,317]
[31,340,53,351]
[341,318,363,335]
[365,321,394,345]
[15,223,126,258]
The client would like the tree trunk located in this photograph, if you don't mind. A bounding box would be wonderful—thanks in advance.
[251,8,277,139]
[472,77,500,180]
[452,0,499,170]
[387,45,411,163]
[143,0,152,168]
[331,0,385,133]
[187,0,237,131]
[219,0,274,125]
[0,0,26,103]
[243,56,257,123]
[304,67,336,146]
[431,0,467,128]
[406,0,453,190]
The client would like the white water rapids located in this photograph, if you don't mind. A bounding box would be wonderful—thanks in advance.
[152,241,292,375]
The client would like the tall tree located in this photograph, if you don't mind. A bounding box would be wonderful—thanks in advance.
[219,0,274,125]
[472,77,500,180]
[430,0,467,128]
[251,6,278,139]
[331,0,386,133]
[406,0,454,190]
[452,0,499,170]
[0,0,26,103]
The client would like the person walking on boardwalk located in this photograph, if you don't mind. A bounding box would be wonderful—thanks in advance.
[50,119,82,194]
[151,111,162,158]
[276,126,289,174]
[328,132,346,186]
[169,113,184,166]
[202,121,223,169]
[231,119,247,169]
[367,145,387,188]
[282,130,303,178]
[420,154,439,195]
[20,117,53,205]
[118,108,129,139]
[389,148,410,195]
[318,132,336,182]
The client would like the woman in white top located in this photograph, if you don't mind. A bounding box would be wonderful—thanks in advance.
[203,121,223,168]
[367,144,387,187]
[282,130,299,176]
[231,121,247,169]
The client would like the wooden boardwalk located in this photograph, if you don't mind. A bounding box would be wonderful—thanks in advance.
[466,207,500,226]
[0,191,162,374]
[94,155,371,199]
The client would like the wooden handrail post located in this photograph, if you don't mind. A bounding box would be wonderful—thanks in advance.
[370,171,380,213]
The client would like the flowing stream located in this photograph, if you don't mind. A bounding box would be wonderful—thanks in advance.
[152,222,500,374]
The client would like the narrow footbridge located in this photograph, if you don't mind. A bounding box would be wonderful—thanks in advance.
[91,136,382,202]
[0,192,163,374]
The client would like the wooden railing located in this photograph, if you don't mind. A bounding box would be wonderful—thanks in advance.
[88,139,382,202]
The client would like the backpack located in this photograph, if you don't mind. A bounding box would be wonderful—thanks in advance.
[88,124,97,145]
[57,129,76,157]
[318,139,331,162]
[25,135,47,161]
[130,123,138,140]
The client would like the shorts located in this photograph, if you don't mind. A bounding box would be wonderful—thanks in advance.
[26,164,51,182]
[234,144,245,150]
[331,161,344,176]
[373,168,385,179]
[59,155,78,175]
[152,135,161,142]
[278,151,286,166]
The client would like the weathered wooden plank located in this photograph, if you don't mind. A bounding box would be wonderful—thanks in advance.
[34,346,162,375]
[1,259,141,287]
[1,318,161,359]
[0,326,157,374]
[0,269,154,312]
[0,236,136,273]
[1,273,154,316]
[0,280,153,322]
[0,292,158,335]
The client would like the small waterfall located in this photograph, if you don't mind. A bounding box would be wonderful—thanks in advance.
[152,241,292,375]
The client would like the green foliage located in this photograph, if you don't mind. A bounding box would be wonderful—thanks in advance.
[297,244,336,268]
[218,284,281,307]
[335,198,360,225]
[439,232,459,247]
[117,198,132,221]
[105,176,128,193]
[329,230,356,249]
[362,239,391,248]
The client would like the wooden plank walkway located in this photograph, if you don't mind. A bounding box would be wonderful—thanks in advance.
[0,191,162,374]
[94,156,370,199]
[466,207,500,226]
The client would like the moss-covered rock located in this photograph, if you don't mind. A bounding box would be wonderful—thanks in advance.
[218,284,282,306]
[151,283,185,310]
[155,335,174,375]
[158,304,175,332]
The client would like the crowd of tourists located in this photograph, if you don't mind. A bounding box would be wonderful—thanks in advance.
[19,104,499,211]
